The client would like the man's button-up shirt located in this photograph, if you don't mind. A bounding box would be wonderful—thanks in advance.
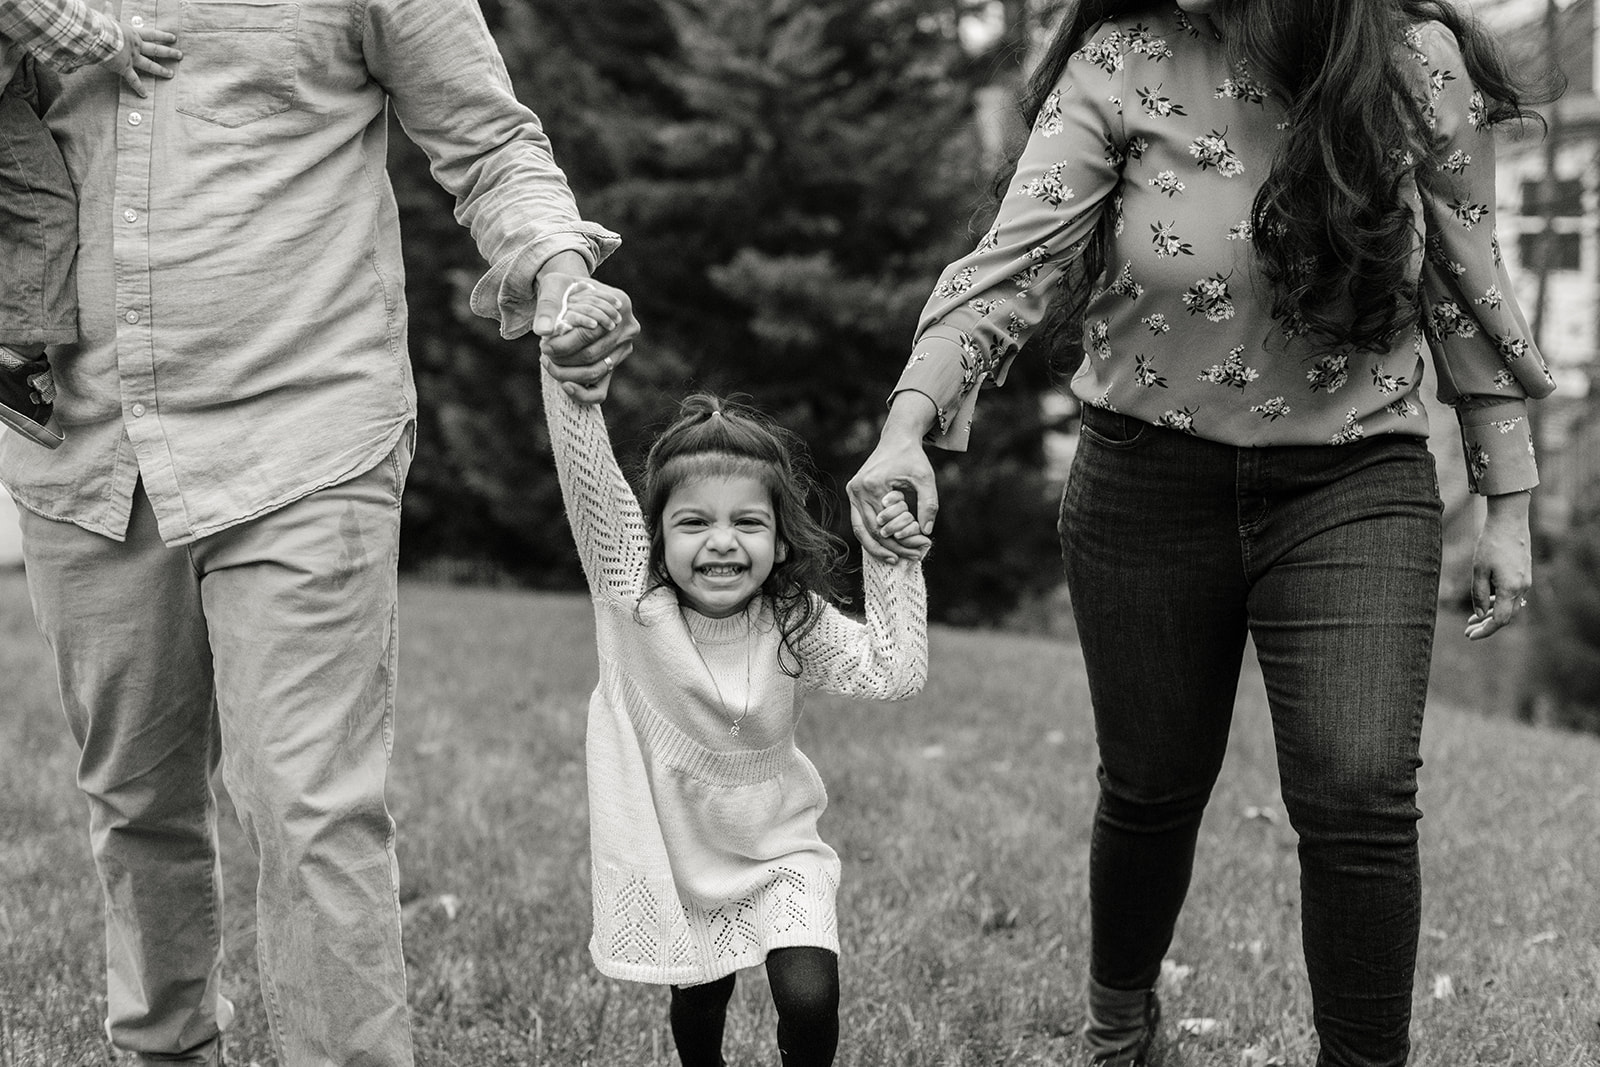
[0,0,618,545]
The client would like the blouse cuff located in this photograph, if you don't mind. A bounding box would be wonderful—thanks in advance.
[892,326,994,452]
[469,223,623,339]
[1458,400,1539,495]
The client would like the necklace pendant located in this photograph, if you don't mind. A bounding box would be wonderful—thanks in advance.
[729,723,740,737]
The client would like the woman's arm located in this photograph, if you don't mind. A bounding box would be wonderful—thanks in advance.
[848,18,1125,557]
[1413,23,1553,638]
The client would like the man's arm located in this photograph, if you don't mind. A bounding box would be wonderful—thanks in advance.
[359,0,621,339]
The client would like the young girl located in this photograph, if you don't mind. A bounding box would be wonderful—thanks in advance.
[540,284,929,1067]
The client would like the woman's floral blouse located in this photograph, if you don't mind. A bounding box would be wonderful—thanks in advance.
[895,6,1554,495]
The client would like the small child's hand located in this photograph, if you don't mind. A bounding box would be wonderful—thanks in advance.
[102,25,182,97]
[875,490,931,557]
[544,281,623,344]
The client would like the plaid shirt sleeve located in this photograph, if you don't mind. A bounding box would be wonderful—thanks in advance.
[0,0,123,73]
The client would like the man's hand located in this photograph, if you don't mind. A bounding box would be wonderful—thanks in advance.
[533,252,638,404]
[104,25,182,98]
[846,392,940,562]
[1465,490,1533,641]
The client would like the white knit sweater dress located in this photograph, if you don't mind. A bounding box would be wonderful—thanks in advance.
[542,371,929,986]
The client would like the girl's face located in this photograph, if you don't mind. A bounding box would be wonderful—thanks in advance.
[663,473,784,618]
[1175,0,1222,12]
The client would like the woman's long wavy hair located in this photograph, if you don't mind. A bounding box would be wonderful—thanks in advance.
[639,394,848,677]
[1009,0,1557,352]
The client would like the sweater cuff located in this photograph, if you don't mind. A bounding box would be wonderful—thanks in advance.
[1458,400,1539,495]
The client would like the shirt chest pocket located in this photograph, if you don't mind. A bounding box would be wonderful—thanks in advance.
[176,1,300,127]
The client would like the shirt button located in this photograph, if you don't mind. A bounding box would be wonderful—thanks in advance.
[128,112,142,126]
[129,14,143,25]
[123,209,138,223]
[124,310,140,324]
[131,403,147,418]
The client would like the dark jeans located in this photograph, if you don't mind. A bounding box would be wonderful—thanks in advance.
[669,947,839,1067]
[1062,405,1443,1067]
[0,56,79,347]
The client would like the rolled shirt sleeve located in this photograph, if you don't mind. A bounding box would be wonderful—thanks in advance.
[1415,22,1554,495]
[361,0,619,339]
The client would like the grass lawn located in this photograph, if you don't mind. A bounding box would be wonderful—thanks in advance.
[2,570,1597,1066]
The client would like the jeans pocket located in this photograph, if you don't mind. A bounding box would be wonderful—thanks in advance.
[1079,404,1150,449]
[175,1,300,128]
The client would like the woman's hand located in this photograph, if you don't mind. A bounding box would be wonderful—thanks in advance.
[846,392,940,562]
[1464,490,1533,640]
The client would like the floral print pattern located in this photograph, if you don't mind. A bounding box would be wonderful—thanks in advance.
[895,7,1551,496]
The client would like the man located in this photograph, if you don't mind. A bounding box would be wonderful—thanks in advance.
[0,0,636,1062]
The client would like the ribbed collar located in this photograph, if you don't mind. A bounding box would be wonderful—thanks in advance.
[680,600,763,646]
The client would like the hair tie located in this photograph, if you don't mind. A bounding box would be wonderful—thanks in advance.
[710,409,724,419]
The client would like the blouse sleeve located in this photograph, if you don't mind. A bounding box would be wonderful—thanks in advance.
[539,368,651,603]
[1415,22,1554,495]
[892,19,1126,451]
[794,555,928,701]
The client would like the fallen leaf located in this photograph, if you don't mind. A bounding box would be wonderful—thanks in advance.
[921,744,946,760]
[1159,958,1193,991]
[1525,930,1559,946]
[1239,1046,1285,1067]
[1422,927,1449,942]
[1177,1017,1222,1037]
[1431,973,1454,1000]
[1242,805,1278,823]
[1045,729,1066,745]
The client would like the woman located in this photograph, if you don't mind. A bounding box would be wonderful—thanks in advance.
[848,1,1555,1064]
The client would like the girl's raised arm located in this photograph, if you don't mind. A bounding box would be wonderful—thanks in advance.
[539,366,651,603]
[793,554,928,702]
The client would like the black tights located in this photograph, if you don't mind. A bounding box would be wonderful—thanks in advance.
[669,946,839,1067]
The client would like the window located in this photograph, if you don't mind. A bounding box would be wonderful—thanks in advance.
[1517,230,1582,271]
[1519,178,1584,217]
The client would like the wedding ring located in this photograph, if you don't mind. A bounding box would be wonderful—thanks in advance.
[602,354,615,372]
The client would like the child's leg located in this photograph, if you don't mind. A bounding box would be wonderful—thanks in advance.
[766,947,839,1067]
[669,973,736,1067]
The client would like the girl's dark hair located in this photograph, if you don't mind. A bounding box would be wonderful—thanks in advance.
[639,394,848,676]
[1010,0,1558,353]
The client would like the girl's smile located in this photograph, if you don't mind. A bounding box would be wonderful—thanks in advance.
[664,473,786,618]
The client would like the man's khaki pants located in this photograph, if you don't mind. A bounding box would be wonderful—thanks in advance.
[20,441,415,1066]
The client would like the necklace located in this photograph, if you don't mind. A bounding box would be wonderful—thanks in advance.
[684,609,753,736]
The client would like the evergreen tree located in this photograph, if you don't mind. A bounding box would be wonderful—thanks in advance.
[391,0,1071,624]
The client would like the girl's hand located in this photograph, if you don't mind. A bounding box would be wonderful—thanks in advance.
[107,26,182,98]
[875,490,931,557]
[1465,490,1533,640]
